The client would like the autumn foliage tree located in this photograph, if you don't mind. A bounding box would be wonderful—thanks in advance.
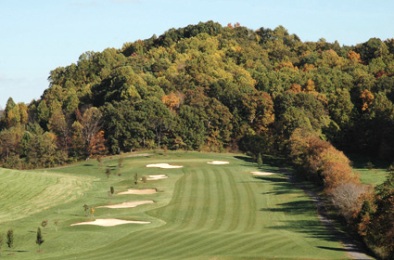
[289,128,367,224]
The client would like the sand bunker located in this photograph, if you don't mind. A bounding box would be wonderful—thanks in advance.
[146,174,168,181]
[118,189,157,195]
[207,161,230,165]
[71,218,150,227]
[252,171,274,176]
[146,163,183,169]
[97,200,154,209]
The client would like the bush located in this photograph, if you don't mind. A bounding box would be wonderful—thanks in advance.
[331,182,369,221]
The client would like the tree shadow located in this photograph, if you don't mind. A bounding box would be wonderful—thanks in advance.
[234,155,254,163]
[316,246,350,252]
[261,200,316,214]
[267,219,341,241]
[253,175,303,195]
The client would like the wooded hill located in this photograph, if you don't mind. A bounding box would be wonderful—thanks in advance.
[0,21,393,258]
[2,21,394,167]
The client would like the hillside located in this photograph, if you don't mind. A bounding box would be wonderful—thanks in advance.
[1,21,394,168]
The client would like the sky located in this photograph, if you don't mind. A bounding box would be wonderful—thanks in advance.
[1,0,393,108]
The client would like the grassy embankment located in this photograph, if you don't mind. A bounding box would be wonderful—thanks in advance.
[0,152,351,259]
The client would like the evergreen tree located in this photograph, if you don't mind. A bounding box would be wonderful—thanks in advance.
[36,227,44,251]
[6,229,13,249]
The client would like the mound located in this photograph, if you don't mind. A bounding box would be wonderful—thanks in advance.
[252,171,274,176]
[146,174,168,181]
[71,218,150,227]
[146,163,183,169]
[207,161,230,165]
[97,200,154,209]
[118,189,157,195]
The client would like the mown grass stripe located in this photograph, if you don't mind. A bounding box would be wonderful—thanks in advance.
[193,169,211,230]
[210,167,226,231]
[178,169,199,230]
[242,178,258,232]
[225,169,241,232]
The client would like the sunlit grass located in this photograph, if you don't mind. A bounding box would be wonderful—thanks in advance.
[0,151,348,259]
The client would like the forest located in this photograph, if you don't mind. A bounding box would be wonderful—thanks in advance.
[0,21,393,258]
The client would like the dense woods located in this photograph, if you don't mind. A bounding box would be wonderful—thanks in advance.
[0,21,393,258]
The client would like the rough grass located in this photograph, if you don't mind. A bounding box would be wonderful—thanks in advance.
[0,152,349,259]
[356,168,388,187]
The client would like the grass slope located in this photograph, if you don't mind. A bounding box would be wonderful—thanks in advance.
[0,152,349,259]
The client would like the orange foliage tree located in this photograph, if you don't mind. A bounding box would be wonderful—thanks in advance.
[162,92,183,112]
[89,130,106,156]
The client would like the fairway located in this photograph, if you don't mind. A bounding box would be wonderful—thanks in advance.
[0,152,349,259]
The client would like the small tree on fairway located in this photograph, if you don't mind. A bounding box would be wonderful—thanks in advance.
[97,156,103,168]
[105,168,111,178]
[0,232,4,255]
[6,229,13,249]
[134,173,138,185]
[118,156,124,168]
[36,227,44,252]
[54,220,59,232]
[257,153,263,166]
[89,207,95,218]
[110,186,114,196]
[83,204,89,216]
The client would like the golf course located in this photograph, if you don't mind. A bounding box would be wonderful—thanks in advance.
[0,151,358,259]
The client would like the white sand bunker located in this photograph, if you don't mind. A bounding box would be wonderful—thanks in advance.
[207,161,230,165]
[146,174,168,181]
[146,163,183,169]
[118,189,157,195]
[252,171,274,176]
[97,200,154,209]
[71,218,150,227]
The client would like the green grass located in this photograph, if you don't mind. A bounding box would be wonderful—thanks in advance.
[0,152,350,259]
[356,168,388,187]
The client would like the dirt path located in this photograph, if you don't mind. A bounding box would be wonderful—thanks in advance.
[281,168,374,260]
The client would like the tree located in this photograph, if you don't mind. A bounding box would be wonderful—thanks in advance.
[83,204,90,216]
[365,171,394,259]
[36,227,44,252]
[257,153,263,166]
[89,130,106,156]
[134,173,138,185]
[48,104,68,152]
[105,168,111,178]
[6,229,13,249]
[89,207,95,218]
[0,232,3,255]
[77,107,103,156]
[331,182,369,221]
[2,98,20,128]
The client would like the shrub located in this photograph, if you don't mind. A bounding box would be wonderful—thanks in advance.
[6,229,13,249]
[331,182,369,221]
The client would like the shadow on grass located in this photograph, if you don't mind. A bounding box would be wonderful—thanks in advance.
[267,219,341,241]
[261,200,316,214]
[234,156,254,163]
[316,246,350,252]
[83,164,94,167]
[253,175,302,195]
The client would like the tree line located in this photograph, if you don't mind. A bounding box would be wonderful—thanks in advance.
[0,21,393,258]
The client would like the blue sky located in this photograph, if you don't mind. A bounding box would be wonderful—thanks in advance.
[1,0,393,107]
